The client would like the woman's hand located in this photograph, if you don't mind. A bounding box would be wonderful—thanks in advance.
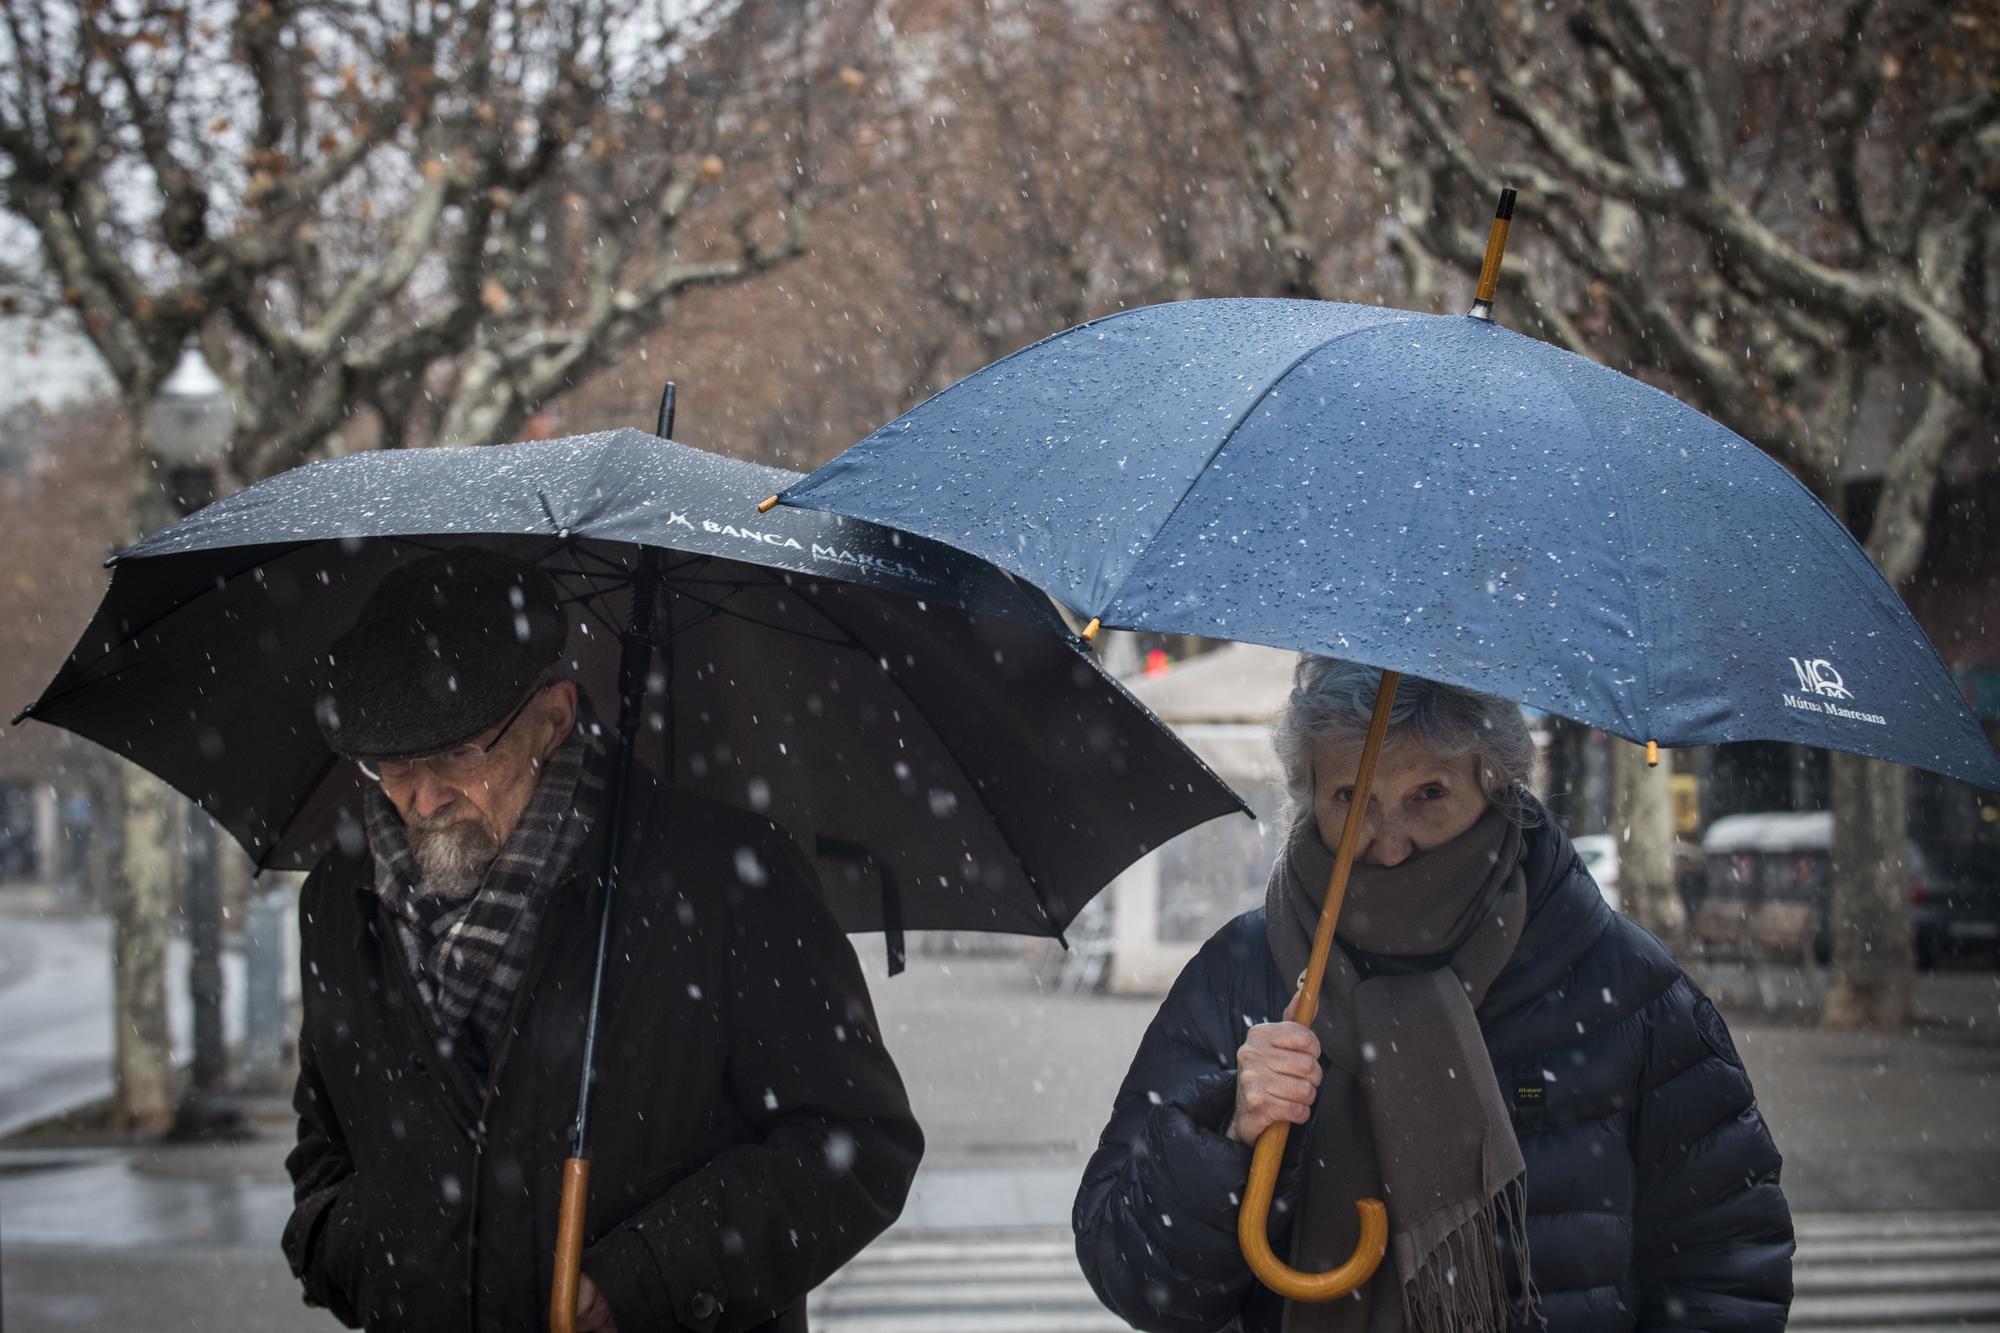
[1226,991,1323,1145]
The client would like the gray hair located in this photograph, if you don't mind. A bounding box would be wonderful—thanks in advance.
[1272,655,1536,831]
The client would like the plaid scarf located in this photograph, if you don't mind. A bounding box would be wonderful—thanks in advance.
[365,712,609,1078]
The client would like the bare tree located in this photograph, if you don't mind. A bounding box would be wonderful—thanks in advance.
[0,0,870,477]
[0,0,867,1126]
[1612,740,1688,942]
[1362,0,1997,1024]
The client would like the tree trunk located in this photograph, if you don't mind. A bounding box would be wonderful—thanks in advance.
[1611,739,1685,944]
[1823,751,1913,1028]
[1821,447,1936,1030]
[114,760,179,1133]
[112,449,183,1134]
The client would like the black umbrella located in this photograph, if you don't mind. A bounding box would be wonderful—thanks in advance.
[19,421,1245,1329]
[23,427,1241,934]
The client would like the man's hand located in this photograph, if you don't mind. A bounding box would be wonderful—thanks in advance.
[1225,990,1323,1145]
[576,1274,618,1333]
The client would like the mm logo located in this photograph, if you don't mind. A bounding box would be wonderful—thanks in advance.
[1790,657,1853,700]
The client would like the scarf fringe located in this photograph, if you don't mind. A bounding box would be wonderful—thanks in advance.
[1395,1176,1538,1333]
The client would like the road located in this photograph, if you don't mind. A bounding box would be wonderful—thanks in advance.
[1,936,1996,1330]
[0,910,243,1139]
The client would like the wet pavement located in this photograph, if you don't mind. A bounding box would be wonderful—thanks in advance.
[2,937,1997,1330]
[0,914,244,1140]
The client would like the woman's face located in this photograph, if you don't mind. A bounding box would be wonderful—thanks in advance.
[1310,736,1490,866]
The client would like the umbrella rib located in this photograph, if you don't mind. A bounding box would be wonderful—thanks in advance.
[1543,370,1659,734]
[1100,316,1427,622]
[667,579,860,649]
[776,582,1063,937]
[51,535,600,711]
[34,545,317,710]
[254,748,345,872]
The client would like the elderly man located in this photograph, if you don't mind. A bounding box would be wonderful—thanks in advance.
[281,547,923,1333]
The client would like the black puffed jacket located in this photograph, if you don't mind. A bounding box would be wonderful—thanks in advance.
[1073,813,1793,1332]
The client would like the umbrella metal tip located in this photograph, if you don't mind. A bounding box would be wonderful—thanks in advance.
[758,495,779,514]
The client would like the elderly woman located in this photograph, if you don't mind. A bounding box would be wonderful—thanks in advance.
[1074,657,1793,1333]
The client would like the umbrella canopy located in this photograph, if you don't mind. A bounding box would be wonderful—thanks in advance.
[778,297,2000,792]
[22,429,1246,941]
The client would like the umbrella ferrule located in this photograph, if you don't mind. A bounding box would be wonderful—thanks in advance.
[1467,186,1517,321]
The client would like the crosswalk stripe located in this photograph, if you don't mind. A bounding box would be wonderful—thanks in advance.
[1793,1212,2000,1238]
[810,1214,2000,1332]
[1799,1235,2000,1264]
[1790,1291,2000,1326]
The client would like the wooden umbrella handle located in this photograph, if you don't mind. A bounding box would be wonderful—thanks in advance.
[1237,669,1400,1302]
[1239,1127,1389,1301]
[549,1157,591,1333]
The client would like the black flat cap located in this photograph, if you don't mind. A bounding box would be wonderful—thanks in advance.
[317,547,566,762]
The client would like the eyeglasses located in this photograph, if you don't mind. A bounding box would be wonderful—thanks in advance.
[354,682,550,785]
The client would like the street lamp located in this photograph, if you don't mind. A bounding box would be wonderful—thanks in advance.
[147,344,234,514]
[150,343,240,1137]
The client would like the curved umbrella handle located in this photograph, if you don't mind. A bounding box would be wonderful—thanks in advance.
[1236,668,1401,1302]
[1239,1123,1388,1301]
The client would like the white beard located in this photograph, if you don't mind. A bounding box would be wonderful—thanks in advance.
[406,815,501,900]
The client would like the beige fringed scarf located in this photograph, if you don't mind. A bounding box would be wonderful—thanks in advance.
[1264,806,1537,1333]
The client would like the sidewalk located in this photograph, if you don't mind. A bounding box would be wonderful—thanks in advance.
[3,951,1997,1330]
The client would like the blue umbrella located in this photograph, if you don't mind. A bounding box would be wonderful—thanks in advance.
[771,202,2000,1303]
[774,300,1998,794]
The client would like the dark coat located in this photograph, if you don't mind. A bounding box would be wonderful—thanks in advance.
[1073,814,1793,1333]
[282,779,923,1333]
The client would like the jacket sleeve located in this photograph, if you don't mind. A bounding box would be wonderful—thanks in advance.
[1073,928,1284,1333]
[583,824,924,1333]
[1631,981,1795,1332]
[279,876,372,1328]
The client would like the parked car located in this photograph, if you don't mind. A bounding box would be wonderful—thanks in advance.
[1697,811,2000,968]
[1569,834,1703,920]
[1571,834,1621,913]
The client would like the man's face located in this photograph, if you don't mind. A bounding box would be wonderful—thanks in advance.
[374,680,579,896]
